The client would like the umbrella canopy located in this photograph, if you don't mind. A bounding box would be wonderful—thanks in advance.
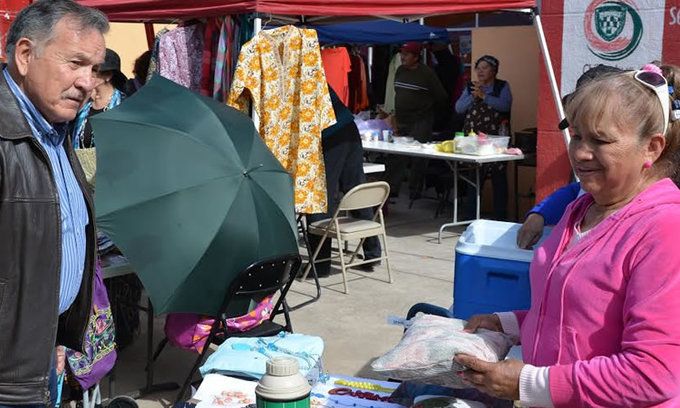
[92,76,298,316]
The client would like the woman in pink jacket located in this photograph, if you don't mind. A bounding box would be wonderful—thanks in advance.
[455,65,680,407]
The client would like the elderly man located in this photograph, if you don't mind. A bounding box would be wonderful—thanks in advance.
[0,0,107,405]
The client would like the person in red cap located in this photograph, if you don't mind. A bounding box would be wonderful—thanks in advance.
[385,42,447,200]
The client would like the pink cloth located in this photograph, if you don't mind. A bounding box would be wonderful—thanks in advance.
[515,178,680,407]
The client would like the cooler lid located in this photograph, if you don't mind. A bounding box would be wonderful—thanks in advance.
[455,219,551,263]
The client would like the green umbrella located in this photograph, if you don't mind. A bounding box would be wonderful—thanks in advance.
[92,76,298,316]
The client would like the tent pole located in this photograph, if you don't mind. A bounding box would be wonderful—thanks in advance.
[419,18,427,64]
[144,23,155,50]
[533,13,570,148]
[368,47,373,84]
[252,17,262,129]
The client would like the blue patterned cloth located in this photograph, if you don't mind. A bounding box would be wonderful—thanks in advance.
[200,332,324,379]
[3,68,89,314]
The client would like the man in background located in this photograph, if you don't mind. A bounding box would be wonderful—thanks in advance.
[307,86,382,275]
[385,42,447,200]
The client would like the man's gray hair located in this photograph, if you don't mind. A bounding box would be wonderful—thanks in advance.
[5,0,109,63]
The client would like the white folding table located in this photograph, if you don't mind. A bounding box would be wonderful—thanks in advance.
[361,140,524,243]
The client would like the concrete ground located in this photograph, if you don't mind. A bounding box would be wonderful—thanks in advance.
[94,192,469,407]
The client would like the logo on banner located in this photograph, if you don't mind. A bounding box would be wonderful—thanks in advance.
[584,0,643,61]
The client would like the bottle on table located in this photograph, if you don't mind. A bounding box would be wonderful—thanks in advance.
[256,357,311,408]
[499,120,509,136]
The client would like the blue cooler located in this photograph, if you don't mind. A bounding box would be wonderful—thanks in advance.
[453,220,550,319]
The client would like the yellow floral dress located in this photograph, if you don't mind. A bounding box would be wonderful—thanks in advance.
[228,26,336,214]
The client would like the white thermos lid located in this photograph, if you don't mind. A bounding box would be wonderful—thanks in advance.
[256,357,311,401]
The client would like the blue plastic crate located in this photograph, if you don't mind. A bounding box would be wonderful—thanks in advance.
[453,220,550,320]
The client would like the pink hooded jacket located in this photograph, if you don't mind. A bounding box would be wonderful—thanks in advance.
[515,178,680,407]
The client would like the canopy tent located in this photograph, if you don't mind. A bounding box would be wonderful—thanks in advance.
[75,0,535,22]
[314,20,449,45]
[75,0,573,201]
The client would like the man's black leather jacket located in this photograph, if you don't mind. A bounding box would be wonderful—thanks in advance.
[0,70,96,405]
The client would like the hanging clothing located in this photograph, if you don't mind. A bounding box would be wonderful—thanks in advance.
[146,28,168,82]
[348,52,369,113]
[320,47,352,106]
[228,25,336,214]
[370,45,392,106]
[213,15,250,102]
[158,24,204,92]
[213,17,232,102]
[383,52,402,114]
[200,18,221,97]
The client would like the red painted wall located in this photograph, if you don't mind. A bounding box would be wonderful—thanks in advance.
[0,0,31,61]
[664,0,680,66]
[536,0,571,202]
[537,0,680,202]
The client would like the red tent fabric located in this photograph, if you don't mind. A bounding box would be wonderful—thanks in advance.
[76,0,535,22]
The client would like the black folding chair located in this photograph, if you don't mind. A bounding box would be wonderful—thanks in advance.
[147,253,301,402]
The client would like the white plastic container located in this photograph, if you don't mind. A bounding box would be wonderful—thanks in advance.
[457,135,510,155]
[489,136,510,152]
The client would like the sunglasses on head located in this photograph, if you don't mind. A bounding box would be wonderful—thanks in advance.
[633,70,670,136]
[558,70,671,134]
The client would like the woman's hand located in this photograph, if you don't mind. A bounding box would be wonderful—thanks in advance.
[455,354,524,401]
[464,314,504,333]
[517,213,545,249]
[471,84,486,100]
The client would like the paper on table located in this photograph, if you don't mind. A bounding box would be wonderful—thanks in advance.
[194,374,257,408]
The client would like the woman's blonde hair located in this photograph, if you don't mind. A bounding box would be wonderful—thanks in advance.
[565,65,680,183]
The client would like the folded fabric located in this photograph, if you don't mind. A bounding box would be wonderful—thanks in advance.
[199,332,324,380]
[372,314,515,388]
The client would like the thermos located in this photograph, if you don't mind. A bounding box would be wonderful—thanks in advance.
[256,357,311,408]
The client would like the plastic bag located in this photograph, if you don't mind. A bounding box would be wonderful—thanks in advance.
[371,314,515,388]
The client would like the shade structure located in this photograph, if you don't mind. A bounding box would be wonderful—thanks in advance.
[75,0,535,22]
[315,20,450,45]
[92,75,298,316]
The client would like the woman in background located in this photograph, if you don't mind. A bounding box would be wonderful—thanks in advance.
[73,48,126,149]
[455,55,512,220]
